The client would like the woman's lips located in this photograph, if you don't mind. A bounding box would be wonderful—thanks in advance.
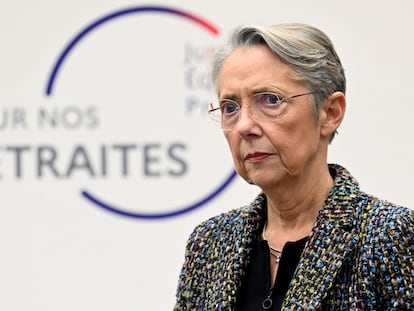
[245,152,271,162]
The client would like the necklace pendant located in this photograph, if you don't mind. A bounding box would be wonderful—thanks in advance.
[262,297,273,310]
[275,256,281,263]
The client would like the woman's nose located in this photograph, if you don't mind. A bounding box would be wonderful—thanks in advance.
[234,104,261,136]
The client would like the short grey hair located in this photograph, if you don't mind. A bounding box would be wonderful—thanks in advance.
[212,23,346,140]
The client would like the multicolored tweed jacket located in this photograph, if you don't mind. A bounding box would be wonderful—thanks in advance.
[174,164,414,310]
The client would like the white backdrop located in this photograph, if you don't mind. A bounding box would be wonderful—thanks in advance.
[1,1,413,310]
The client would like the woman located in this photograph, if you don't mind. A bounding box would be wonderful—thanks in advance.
[174,23,414,310]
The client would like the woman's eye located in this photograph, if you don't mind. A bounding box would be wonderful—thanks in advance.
[260,93,282,105]
[221,101,239,114]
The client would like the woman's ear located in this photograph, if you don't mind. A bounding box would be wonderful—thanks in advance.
[319,91,346,140]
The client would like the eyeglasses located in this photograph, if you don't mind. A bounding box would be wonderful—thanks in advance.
[208,91,319,130]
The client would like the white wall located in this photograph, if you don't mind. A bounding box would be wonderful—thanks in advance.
[1,1,413,310]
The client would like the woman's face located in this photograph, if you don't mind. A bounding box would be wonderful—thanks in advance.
[218,45,327,190]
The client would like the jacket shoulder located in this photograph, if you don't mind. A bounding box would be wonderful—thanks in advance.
[356,193,413,232]
[191,205,256,238]
[355,193,414,308]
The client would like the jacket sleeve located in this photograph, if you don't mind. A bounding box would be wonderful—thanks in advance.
[377,206,414,309]
[174,226,204,311]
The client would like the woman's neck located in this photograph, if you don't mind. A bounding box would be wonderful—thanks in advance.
[263,165,333,242]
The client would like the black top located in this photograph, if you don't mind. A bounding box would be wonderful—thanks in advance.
[235,233,308,311]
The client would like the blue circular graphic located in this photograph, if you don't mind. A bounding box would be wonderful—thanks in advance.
[45,5,238,219]
[82,170,238,220]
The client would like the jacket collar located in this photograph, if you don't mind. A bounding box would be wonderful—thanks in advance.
[283,164,361,309]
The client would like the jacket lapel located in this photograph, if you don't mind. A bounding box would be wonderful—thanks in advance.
[283,165,361,309]
[215,196,265,310]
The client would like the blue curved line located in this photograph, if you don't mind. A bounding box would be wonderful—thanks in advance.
[81,170,238,219]
[47,5,231,219]
[45,5,219,96]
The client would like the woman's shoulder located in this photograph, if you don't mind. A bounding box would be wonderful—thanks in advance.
[192,206,257,235]
[329,163,413,231]
[188,193,265,241]
[357,192,413,222]
[355,191,414,241]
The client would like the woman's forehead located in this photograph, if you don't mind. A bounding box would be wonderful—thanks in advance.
[218,47,297,97]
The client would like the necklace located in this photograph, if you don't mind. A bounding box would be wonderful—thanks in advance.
[262,223,282,263]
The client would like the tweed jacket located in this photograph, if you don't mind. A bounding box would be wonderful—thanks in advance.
[174,164,414,310]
